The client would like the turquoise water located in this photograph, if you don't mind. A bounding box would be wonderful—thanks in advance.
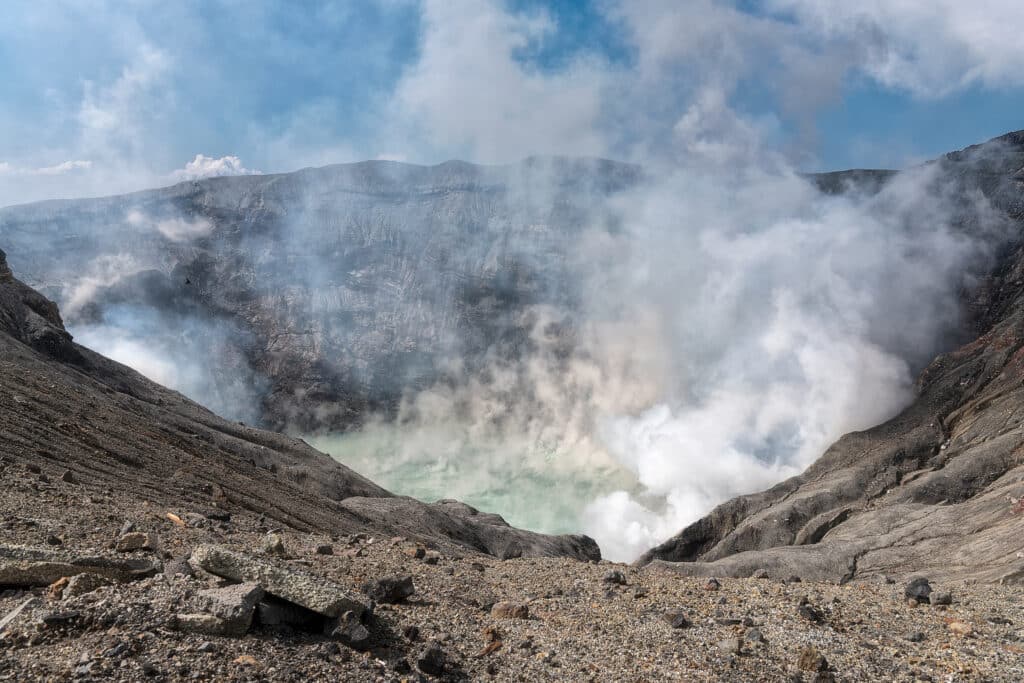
[310,422,639,536]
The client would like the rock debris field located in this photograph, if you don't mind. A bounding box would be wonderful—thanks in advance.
[1,467,1023,682]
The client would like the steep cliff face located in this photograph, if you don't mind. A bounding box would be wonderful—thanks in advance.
[0,247,599,561]
[637,132,1024,582]
[0,158,639,431]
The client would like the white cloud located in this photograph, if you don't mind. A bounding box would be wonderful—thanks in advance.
[0,160,92,176]
[768,0,1024,96]
[388,0,609,163]
[169,154,260,181]
[77,44,172,158]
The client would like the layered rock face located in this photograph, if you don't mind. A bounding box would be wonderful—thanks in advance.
[0,158,639,430]
[0,247,599,561]
[637,132,1024,583]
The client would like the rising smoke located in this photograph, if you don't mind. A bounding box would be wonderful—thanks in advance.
[1,1,1020,562]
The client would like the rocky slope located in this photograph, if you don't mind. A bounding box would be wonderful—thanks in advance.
[637,132,1024,584]
[0,246,597,562]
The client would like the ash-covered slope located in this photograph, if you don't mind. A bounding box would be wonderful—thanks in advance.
[637,132,1024,583]
[0,157,639,431]
[0,247,598,561]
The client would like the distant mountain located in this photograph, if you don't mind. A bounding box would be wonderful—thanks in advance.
[0,157,640,431]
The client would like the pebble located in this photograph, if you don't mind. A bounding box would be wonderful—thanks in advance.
[115,532,157,552]
[717,637,743,654]
[905,577,932,604]
[491,601,529,619]
[797,646,829,672]
[662,610,691,629]
[417,644,446,676]
[362,575,414,604]
[260,533,287,557]
[602,569,627,585]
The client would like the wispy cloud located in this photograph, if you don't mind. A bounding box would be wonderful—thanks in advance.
[0,160,92,176]
[169,154,259,181]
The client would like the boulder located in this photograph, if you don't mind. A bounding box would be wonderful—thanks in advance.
[197,582,264,635]
[190,544,363,618]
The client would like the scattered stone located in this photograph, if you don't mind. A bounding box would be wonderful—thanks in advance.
[315,544,334,556]
[797,646,829,672]
[423,551,442,565]
[662,610,691,629]
[905,578,932,604]
[905,631,925,642]
[197,582,264,635]
[705,578,721,591]
[63,573,112,599]
[163,556,194,580]
[932,591,952,606]
[261,533,287,557]
[717,637,743,654]
[182,513,207,528]
[47,577,69,599]
[752,568,770,579]
[786,576,802,584]
[331,611,371,649]
[417,644,446,676]
[190,544,364,618]
[948,621,973,636]
[44,535,62,546]
[196,642,216,654]
[40,610,80,627]
[797,601,824,624]
[404,547,426,560]
[204,510,231,522]
[491,601,529,619]
[403,624,420,641]
[174,613,231,636]
[165,512,186,527]
[602,569,627,585]
[60,470,76,484]
[119,521,135,536]
[233,655,258,667]
[115,532,157,553]
[362,575,414,604]
[745,628,766,643]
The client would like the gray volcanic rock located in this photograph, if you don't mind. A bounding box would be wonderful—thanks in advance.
[637,133,1024,583]
[0,544,160,586]
[0,252,599,562]
[191,544,362,618]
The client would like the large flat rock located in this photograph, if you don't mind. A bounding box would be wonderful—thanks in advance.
[190,544,363,618]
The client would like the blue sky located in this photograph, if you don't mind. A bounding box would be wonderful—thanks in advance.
[1,0,1023,205]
